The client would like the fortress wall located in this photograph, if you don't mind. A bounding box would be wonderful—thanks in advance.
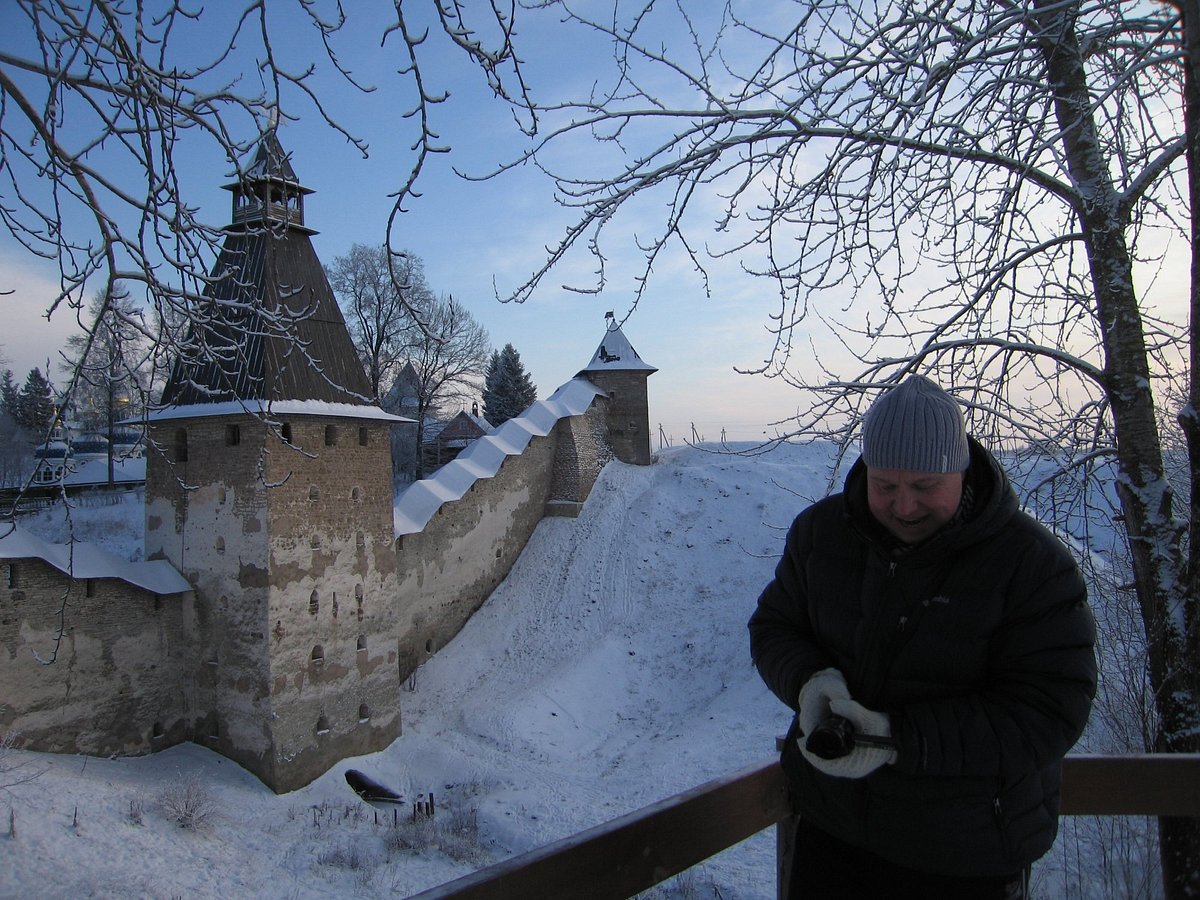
[1,386,617,791]
[145,416,275,778]
[0,560,195,755]
[393,401,611,679]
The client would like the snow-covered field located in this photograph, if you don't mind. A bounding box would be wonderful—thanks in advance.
[0,443,1153,898]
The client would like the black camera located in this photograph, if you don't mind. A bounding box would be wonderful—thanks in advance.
[804,714,857,760]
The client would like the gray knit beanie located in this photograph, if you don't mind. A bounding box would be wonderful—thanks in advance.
[861,375,969,473]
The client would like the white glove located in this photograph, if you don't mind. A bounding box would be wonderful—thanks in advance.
[797,668,850,739]
[798,696,898,780]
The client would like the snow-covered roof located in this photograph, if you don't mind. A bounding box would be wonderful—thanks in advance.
[578,322,657,375]
[0,523,190,595]
[394,377,605,535]
[460,412,493,432]
[63,456,146,487]
[141,399,412,424]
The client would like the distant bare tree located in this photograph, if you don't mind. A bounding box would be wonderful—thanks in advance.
[327,245,432,401]
[404,296,490,479]
[61,284,150,485]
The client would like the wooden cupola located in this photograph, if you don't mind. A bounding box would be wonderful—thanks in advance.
[224,128,316,235]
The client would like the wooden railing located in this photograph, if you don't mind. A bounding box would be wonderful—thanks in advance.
[410,754,1200,900]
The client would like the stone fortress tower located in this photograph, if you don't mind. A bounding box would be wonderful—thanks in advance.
[143,130,403,792]
[578,314,658,465]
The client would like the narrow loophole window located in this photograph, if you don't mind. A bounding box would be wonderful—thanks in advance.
[309,590,319,615]
[324,424,337,447]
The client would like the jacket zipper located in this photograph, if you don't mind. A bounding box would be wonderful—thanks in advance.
[993,781,1013,861]
[856,559,901,704]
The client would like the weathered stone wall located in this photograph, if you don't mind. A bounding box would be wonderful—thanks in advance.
[394,402,611,678]
[0,560,195,755]
[146,415,275,781]
[549,399,613,506]
[144,413,401,792]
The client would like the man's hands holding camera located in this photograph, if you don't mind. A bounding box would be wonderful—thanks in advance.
[797,668,898,779]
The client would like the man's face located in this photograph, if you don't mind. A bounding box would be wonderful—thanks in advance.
[866,467,965,544]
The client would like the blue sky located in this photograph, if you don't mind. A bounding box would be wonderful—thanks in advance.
[0,3,804,444]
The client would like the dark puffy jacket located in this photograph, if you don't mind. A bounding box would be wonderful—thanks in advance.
[748,439,1096,876]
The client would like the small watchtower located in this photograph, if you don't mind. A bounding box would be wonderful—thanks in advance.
[578,315,656,465]
[145,129,403,792]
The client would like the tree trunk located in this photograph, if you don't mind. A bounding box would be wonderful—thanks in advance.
[1034,3,1200,895]
[1167,0,1200,894]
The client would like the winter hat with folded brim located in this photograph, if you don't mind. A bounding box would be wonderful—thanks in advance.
[861,375,970,473]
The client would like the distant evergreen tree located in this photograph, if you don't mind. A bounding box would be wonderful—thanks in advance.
[482,343,537,427]
[14,368,56,433]
[0,370,18,420]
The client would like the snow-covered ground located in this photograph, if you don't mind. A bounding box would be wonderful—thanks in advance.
[0,443,1152,898]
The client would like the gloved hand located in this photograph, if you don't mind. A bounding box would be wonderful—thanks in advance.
[798,694,898,780]
[797,668,850,740]
[829,697,894,749]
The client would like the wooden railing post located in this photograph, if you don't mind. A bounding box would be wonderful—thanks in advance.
[776,806,798,900]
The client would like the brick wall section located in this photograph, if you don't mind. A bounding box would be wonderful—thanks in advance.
[260,417,400,792]
[145,415,275,779]
[549,399,614,504]
[0,560,195,755]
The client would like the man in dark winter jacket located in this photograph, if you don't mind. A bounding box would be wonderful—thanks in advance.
[748,375,1096,900]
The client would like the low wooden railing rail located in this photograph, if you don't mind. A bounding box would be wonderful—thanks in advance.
[410,753,1200,900]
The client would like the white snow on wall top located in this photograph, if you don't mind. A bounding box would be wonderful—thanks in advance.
[393,377,605,536]
[143,399,411,423]
[0,523,191,596]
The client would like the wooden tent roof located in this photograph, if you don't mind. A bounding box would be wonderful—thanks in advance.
[159,131,371,408]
